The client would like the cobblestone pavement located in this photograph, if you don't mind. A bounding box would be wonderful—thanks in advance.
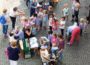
[0,0,90,65]
[0,0,20,14]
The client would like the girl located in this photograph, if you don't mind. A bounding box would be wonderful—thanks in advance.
[9,7,24,29]
[62,3,69,21]
[59,17,66,36]
[51,18,59,34]
[79,18,88,36]
[57,35,65,63]
[42,10,48,30]
[35,15,41,31]
[40,47,50,65]
[21,16,30,29]
[38,7,44,29]
[48,14,54,29]
[51,33,58,55]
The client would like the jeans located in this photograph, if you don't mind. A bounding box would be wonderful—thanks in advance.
[57,52,63,65]
[2,24,8,34]
[59,52,63,61]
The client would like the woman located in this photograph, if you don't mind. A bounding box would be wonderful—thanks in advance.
[30,0,38,16]
[7,40,20,65]
[23,27,35,57]
[73,0,80,23]
[70,26,80,46]
[9,7,24,29]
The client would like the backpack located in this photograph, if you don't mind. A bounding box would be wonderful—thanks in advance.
[0,15,6,25]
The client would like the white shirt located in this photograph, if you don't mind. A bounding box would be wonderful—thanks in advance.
[59,20,66,29]
[49,18,53,26]
[38,12,43,17]
[30,37,39,48]
[66,22,78,35]
[9,10,18,17]
[40,49,50,62]
[63,8,69,16]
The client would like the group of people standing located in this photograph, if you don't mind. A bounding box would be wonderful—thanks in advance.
[0,0,89,65]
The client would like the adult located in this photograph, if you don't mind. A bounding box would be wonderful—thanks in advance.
[9,7,24,29]
[0,9,10,37]
[72,0,80,24]
[7,40,20,65]
[30,0,38,16]
[23,27,35,57]
[70,26,80,45]
[66,22,78,44]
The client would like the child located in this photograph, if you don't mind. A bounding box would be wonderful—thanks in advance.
[59,17,66,36]
[51,33,58,56]
[35,15,41,31]
[42,10,48,30]
[38,8,44,28]
[40,47,50,65]
[21,16,30,28]
[29,16,35,27]
[7,40,20,65]
[47,31,53,47]
[62,3,69,21]
[40,36,49,50]
[79,18,88,36]
[0,9,10,38]
[57,35,65,63]
[8,31,15,43]
[51,18,59,33]
[31,24,37,35]
[48,14,54,29]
